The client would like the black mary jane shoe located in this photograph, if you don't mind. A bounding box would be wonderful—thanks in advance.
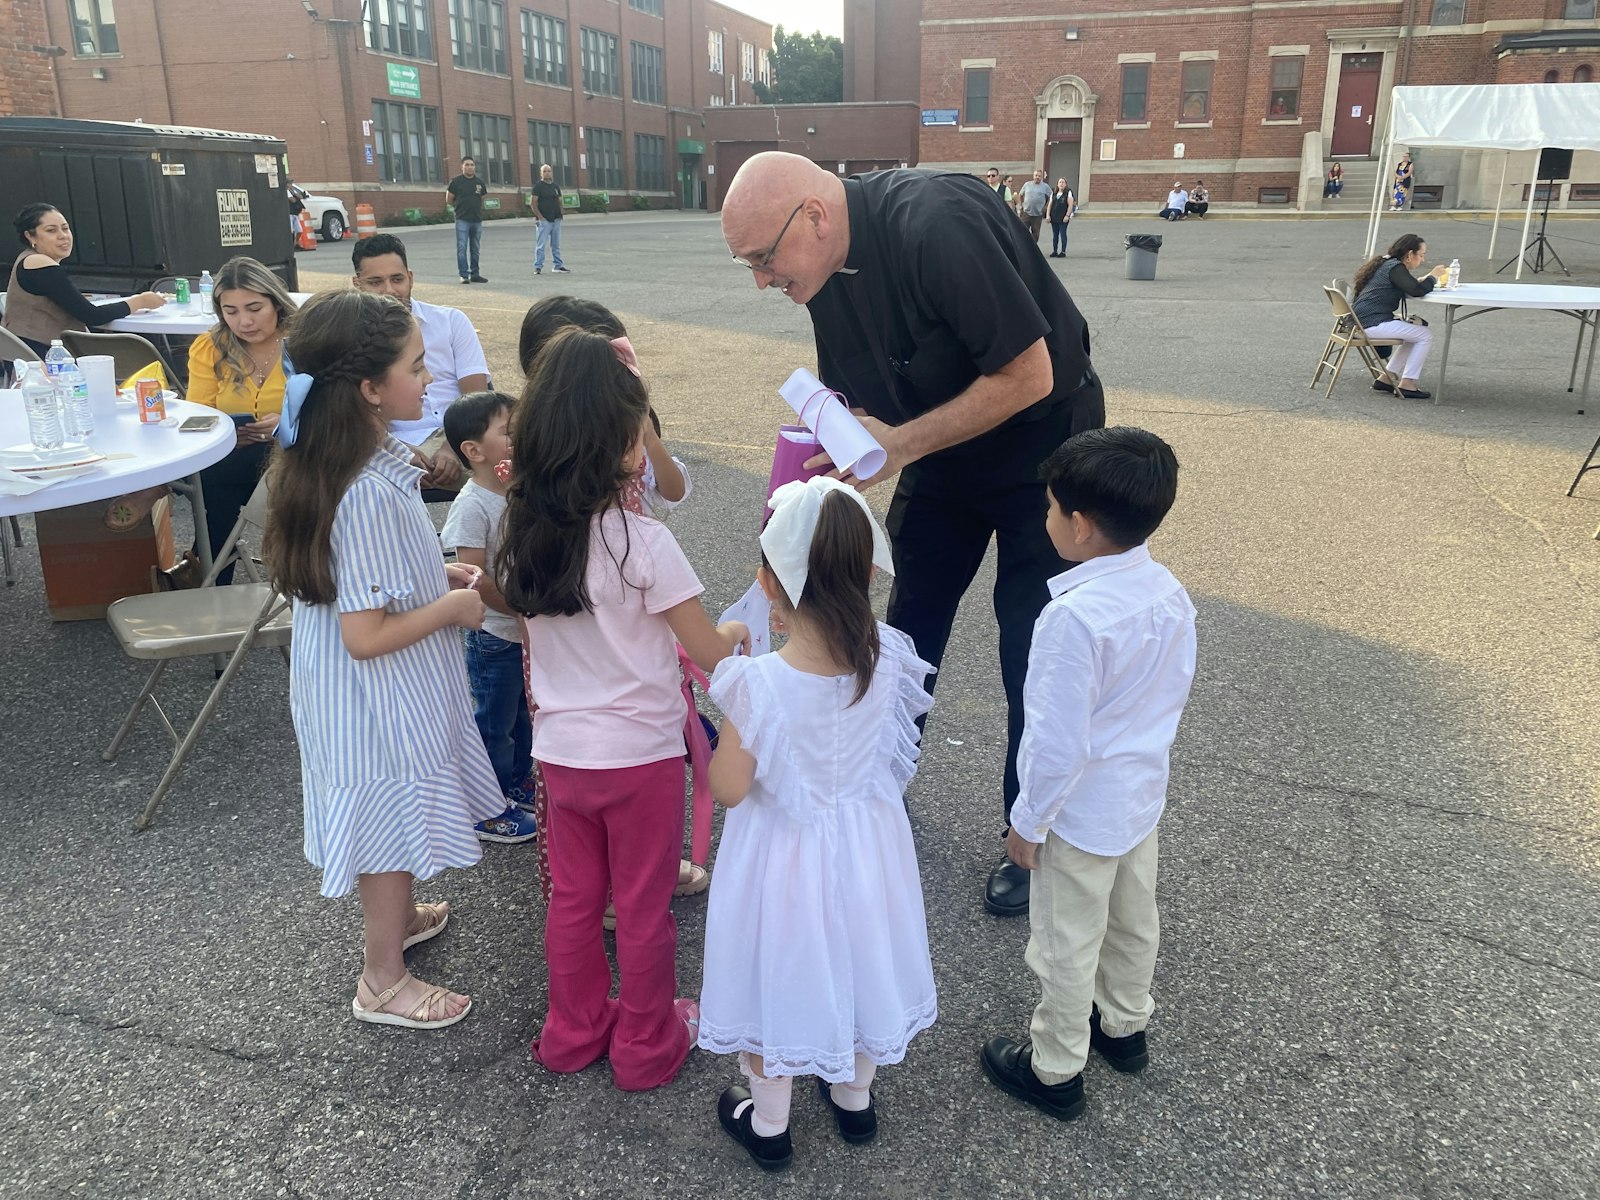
[1371,379,1396,394]
[979,1036,1085,1121]
[985,858,1031,917]
[1089,1005,1150,1074]
[718,1086,792,1171]
[816,1075,878,1144]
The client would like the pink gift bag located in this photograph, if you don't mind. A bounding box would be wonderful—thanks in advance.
[766,424,827,504]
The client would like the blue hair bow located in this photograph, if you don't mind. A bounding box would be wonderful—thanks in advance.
[276,372,314,448]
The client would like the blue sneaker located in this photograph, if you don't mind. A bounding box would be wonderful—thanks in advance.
[505,778,539,813]
[476,804,538,844]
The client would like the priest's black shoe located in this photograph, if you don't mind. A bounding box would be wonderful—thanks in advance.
[979,1036,1085,1121]
[1090,1005,1149,1074]
[985,858,1031,917]
[816,1075,878,1144]
[718,1086,792,1171]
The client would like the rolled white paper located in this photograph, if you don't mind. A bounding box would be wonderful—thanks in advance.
[777,367,887,480]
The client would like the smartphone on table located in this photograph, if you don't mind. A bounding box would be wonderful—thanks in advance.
[179,414,222,432]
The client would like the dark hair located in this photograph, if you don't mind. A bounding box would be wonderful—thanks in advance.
[461,157,475,165]
[208,256,299,387]
[1353,233,1425,297]
[14,202,61,246]
[263,291,417,604]
[1041,426,1178,548]
[443,389,514,467]
[518,294,625,377]
[352,233,409,272]
[497,326,651,617]
[763,490,881,705]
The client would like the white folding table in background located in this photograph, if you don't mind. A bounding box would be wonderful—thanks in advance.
[104,292,314,337]
[0,395,236,580]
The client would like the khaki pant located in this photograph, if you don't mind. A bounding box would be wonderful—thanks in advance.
[1026,829,1159,1084]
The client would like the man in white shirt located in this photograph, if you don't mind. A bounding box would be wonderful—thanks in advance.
[979,426,1196,1123]
[352,233,490,490]
[1158,183,1189,221]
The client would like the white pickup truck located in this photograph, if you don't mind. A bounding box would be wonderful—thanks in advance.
[288,184,350,242]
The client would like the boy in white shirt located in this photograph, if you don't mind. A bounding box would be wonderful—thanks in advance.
[980,426,1196,1121]
[440,391,539,845]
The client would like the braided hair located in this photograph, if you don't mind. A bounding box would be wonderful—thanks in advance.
[263,290,417,603]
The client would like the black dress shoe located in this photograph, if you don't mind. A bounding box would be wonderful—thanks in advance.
[1089,1005,1149,1074]
[469,274,489,283]
[1398,386,1431,400]
[718,1086,792,1171]
[816,1075,877,1144]
[979,1036,1085,1121]
[985,858,1030,917]
[1371,379,1395,394]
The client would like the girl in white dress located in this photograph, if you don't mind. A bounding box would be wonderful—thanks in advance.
[264,290,503,1031]
[701,477,938,1171]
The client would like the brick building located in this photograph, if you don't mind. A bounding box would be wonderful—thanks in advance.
[25,0,773,220]
[850,0,1599,208]
[0,1,59,118]
[702,100,920,208]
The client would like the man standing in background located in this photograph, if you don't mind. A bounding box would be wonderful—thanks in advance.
[1020,170,1053,244]
[446,157,489,284]
[532,163,571,275]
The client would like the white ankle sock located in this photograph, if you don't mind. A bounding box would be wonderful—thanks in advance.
[739,1052,792,1137]
[829,1054,877,1112]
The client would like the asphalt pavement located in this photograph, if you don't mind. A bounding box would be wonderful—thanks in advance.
[3,208,1599,1199]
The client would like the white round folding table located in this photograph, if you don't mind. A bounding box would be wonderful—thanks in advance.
[1416,283,1600,495]
[0,395,236,580]
[103,293,314,338]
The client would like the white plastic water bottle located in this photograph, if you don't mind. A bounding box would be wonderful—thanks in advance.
[1448,258,1461,289]
[20,361,65,451]
[198,269,214,316]
[44,338,71,377]
[58,361,94,442]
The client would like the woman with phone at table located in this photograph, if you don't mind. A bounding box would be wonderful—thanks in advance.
[1351,232,1449,401]
[2,202,165,356]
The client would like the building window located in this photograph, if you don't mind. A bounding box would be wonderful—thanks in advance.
[521,10,567,85]
[1119,63,1149,122]
[458,111,514,185]
[628,0,663,14]
[1544,69,1561,83]
[1564,0,1596,18]
[631,42,665,105]
[1179,60,1213,121]
[964,69,991,125]
[69,0,119,56]
[1268,56,1303,117]
[365,0,433,61]
[588,127,623,190]
[373,101,441,184]
[450,0,507,74]
[709,93,724,106]
[581,27,621,96]
[759,49,771,86]
[1577,64,1595,81]
[741,41,756,83]
[1431,0,1466,23]
[635,133,667,191]
[529,120,573,187]
[708,30,724,75]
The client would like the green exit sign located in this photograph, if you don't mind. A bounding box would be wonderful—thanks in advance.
[386,63,421,98]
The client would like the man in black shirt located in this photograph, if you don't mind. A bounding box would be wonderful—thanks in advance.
[531,162,571,275]
[722,152,1105,918]
[445,157,489,284]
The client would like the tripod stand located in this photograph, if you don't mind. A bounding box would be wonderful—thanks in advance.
[1498,177,1570,276]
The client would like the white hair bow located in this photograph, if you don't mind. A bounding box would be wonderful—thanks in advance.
[760,476,894,607]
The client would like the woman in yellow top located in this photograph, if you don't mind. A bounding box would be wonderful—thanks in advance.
[186,256,299,574]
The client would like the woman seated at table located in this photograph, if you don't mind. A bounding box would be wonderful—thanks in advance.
[1351,232,1449,400]
[182,256,299,574]
[2,202,165,356]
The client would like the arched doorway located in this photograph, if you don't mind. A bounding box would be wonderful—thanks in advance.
[1035,75,1096,206]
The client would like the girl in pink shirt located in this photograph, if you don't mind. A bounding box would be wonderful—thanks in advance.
[499,326,749,1092]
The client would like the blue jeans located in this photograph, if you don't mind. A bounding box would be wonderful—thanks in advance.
[465,629,531,797]
[1051,222,1069,254]
[455,218,482,279]
[535,217,563,270]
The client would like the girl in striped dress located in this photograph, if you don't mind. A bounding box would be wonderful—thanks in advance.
[264,290,505,1031]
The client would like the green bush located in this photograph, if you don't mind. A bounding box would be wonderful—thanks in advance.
[580,192,610,214]
[631,193,651,211]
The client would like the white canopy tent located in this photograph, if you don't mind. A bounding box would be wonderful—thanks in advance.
[1364,82,1600,277]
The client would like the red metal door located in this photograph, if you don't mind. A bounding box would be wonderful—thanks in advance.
[1331,54,1382,156]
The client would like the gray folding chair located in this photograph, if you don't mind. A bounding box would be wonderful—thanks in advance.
[1310,286,1406,398]
[61,329,183,395]
[0,328,40,583]
[102,479,292,830]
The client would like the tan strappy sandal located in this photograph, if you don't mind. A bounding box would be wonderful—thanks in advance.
[401,901,449,951]
[352,973,472,1030]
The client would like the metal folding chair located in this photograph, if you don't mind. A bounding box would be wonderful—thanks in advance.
[61,329,184,394]
[101,480,292,830]
[1310,286,1407,398]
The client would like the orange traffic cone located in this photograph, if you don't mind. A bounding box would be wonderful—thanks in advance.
[296,211,317,251]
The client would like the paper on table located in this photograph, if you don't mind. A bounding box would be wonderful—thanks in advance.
[777,368,887,480]
[718,579,772,657]
[0,466,53,497]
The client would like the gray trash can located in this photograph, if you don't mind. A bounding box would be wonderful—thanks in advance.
[1124,233,1163,281]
